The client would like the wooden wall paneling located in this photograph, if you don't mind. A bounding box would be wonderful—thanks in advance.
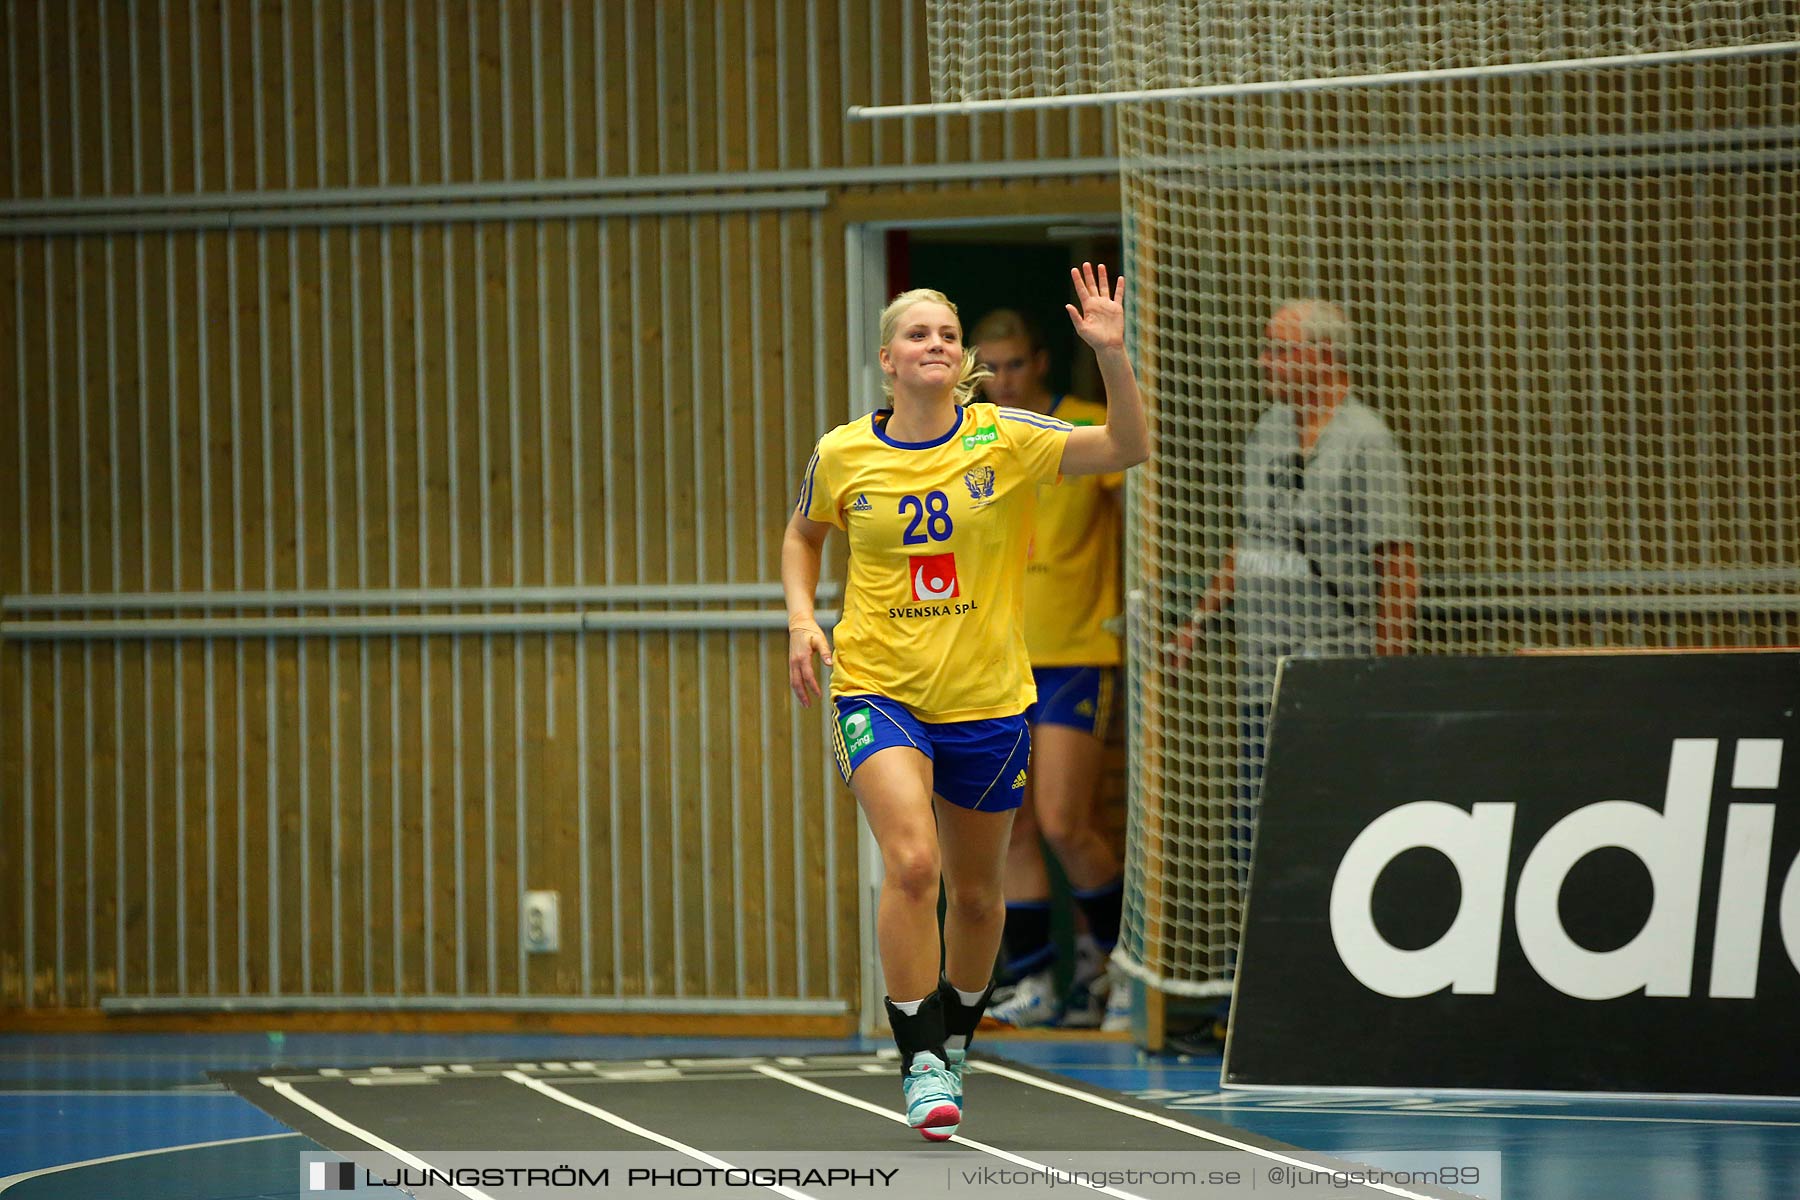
[756,274,795,1000]
[771,0,800,171]
[570,214,609,995]
[619,213,655,993]
[599,216,643,995]
[490,625,519,996]
[719,209,762,998]
[471,176,507,1007]
[563,0,598,178]
[630,205,671,998]
[27,642,55,1005]
[896,0,938,167]
[405,216,440,997]
[740,208,790,995]
[1,242,20,594]
[293,3,332,997]
[873,0,906,167]
[37,237,67,1015]
[343,4,384,992]
[229,10,266,971]
[162,220,204,1000]
[813,0,846,170]
[0,3,15,200]
[439,223,476,1001]
[259,0,300,998]
[841,0,872,170]
[18,240,50,591]
[359,236,391,1007]
[422,620,456,998]
[387,632,422,998]
[68,4,104,198]
[73,228,114,1003]
[664,201,706,996]
[598,3,630,177]
[136,221,179,998]
[293,202,333,997]
[466,0,508,1000]
[0,190,18,1001]
[742,0,776,173]
[528,2,558,992]
[9,3,46,199]
[538,12,582,999]
[251,0,283,192]
[18,0,54,196]
[535,645,575,997]
[323,216,362,999]
[197,8,238,998]
[621,1,653,176]
[115,234,153,996]
[38,0,72,197]
[686,213,733,996]
[40,642,65,1007]
[89,639,120,1004]
[0,643,21,1005]
[817,209,856,1004]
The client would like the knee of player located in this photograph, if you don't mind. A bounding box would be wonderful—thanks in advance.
[1035,802,1091,850]
[942,879,1004,923]
[883,841,942,899]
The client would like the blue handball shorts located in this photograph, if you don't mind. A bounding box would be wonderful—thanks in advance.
[1024,666,1118,737]
[830,694,1032,812]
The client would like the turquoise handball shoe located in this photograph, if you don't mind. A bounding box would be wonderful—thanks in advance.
[902,1051,961,1141]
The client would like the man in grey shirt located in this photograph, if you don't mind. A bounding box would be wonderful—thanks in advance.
[1181,299,1419,804]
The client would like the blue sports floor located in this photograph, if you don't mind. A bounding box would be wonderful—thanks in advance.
[1,1032,1796,1198]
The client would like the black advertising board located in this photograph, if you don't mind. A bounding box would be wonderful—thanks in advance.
[1222,652,1800,1096]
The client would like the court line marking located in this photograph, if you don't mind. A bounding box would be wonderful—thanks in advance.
[0,1088,235,1096]
[1151,1098,1800,1129]
[0,1132,299,1193]
[751,1063,1150,1200]
[973,1061,1445,1200]
[502,1070,818,1200]
[259,1076,497,1200]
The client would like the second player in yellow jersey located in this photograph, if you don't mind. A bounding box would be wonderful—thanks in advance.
[1022,393,1122,669]
[969,308,1134,1033]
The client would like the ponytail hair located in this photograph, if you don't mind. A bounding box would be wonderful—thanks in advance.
[878,288,994,406]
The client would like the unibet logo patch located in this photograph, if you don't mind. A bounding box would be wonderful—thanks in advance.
[962,425,999,450]
[1012,769,1028,790]
[909,552,960,601]
[842,708,876,757]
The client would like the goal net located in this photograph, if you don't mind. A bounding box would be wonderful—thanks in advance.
[925,2,1800,998]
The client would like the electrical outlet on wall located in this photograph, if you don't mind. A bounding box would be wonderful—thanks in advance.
[523,890,560,954]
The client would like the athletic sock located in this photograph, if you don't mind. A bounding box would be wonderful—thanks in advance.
[999,900,1055,981]
[1071,876,1124,954]
[939,976,995,1053]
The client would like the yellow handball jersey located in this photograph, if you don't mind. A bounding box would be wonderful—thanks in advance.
[1024,396,1124,668]
[796,401,1073,722]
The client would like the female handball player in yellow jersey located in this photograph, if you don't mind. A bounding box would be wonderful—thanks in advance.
[781,264,1147,1140]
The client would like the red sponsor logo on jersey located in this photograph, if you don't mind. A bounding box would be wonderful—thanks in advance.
[909,553,960,601]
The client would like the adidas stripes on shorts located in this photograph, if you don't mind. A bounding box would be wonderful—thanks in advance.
[831,694,1032,812]
[1024,666,1116,737]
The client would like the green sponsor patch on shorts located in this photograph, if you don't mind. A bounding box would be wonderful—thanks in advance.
[841,706,876,756]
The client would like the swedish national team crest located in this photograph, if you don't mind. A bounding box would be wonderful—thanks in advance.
[963,466,996,504]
